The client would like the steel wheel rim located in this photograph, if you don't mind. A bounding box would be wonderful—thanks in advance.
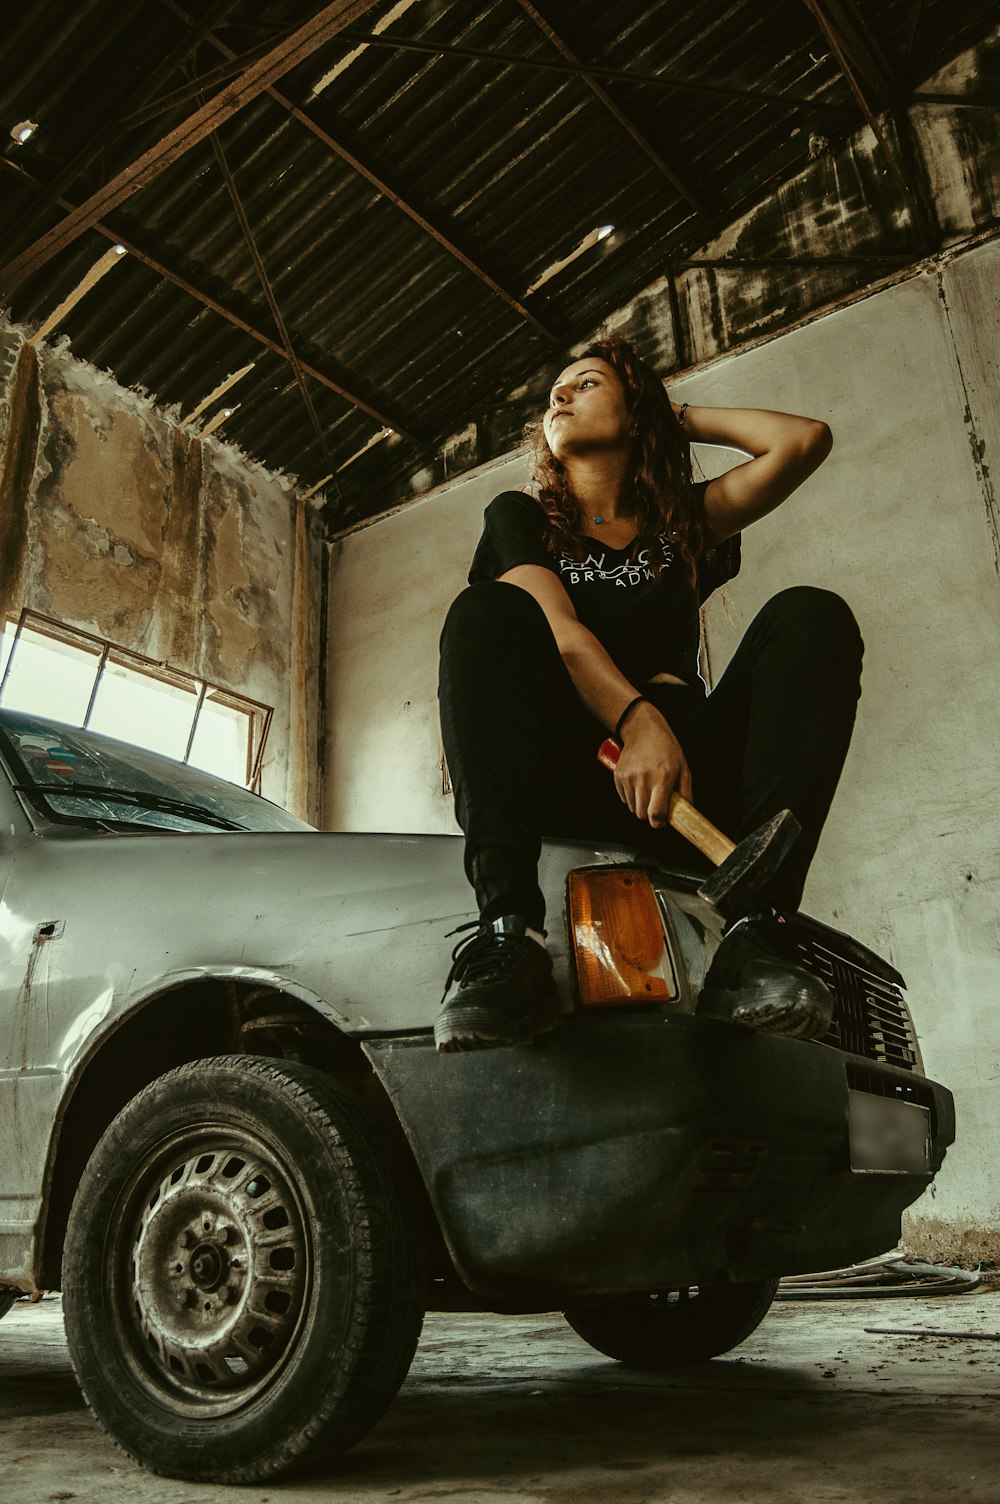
[108,1124,313,1417]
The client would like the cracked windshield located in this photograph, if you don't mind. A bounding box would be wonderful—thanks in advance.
[0,710,311,834]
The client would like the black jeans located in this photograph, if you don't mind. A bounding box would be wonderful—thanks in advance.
[438,582,864,932]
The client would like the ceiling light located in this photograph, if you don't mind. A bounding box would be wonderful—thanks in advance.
[10,120,38,144]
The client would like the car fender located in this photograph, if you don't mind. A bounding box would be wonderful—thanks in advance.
[8,966,359,1293]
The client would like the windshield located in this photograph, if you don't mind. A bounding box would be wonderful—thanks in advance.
[0,710,313,834]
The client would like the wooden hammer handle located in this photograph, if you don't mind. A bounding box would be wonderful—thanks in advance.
[598,738,736,868]
[667,792,735,867]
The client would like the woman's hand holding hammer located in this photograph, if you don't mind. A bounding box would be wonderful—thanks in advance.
[612,699,693,828]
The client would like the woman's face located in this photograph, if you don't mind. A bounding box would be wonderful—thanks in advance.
[542,357,631,462]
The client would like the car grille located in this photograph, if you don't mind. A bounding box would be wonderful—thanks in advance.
[652,868,921,1073]
[790,927,920,1072]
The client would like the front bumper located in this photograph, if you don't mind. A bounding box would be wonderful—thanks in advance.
[365,1012,954,1303]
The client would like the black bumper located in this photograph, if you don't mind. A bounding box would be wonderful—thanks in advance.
[365,1012,954,1303]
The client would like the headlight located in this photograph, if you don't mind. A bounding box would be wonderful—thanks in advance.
[568,868,678,1006]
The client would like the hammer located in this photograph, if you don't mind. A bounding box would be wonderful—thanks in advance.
[598,737,799,912]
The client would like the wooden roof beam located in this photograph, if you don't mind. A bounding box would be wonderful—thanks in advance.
[0,157,421,444]
[6,0,243,264]
[192,26,560,342]
[121,42,280,129]
[0,0,384,296]
[513,0,711,221]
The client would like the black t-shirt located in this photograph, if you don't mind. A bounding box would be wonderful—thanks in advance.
[468,487,740,689]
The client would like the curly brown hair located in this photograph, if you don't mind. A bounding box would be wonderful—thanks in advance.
[527,336,705,585]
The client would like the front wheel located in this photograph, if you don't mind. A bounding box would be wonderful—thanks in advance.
[564,1274,779,1369]
[62,1056,425,1483]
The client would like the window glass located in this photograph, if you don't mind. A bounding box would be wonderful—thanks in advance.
[0,623,101,724]
[88,658,198,761]
[0,614,271,794]
[188,695,252,783]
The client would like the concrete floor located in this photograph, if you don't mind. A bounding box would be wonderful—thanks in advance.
[2,1287,999,1504]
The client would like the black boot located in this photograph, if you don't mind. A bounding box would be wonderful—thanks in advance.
[698,910,833,1041]
[435,915,560,1054]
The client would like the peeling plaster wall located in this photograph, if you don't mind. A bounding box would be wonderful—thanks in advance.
[325,238,1000,1257]
[0,323,321,819]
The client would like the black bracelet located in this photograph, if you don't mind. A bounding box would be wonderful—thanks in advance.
[614,696,649,741]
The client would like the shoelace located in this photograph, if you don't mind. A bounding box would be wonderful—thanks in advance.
[723,904,781,938]
[443,921,527,993]
[716,912,802,975]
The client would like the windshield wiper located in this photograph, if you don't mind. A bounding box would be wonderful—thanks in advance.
[16,781,248,832]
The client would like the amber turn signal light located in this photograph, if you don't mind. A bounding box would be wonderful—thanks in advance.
[568,868,677,1006]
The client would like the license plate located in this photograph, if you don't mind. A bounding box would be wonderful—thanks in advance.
[848,1090,932,1175]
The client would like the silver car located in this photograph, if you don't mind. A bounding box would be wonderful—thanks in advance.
[0,708,954,1483]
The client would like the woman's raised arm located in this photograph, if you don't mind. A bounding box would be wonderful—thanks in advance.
[676,404,832,546]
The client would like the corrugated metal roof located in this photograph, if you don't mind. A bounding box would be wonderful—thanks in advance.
[0,0,995,524]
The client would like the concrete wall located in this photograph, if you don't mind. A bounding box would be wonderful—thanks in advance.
[324,237,1000,1259]
[324,449,529,833]
[0,323,322,818]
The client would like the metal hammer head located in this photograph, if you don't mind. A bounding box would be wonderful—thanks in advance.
[696,808,800,914]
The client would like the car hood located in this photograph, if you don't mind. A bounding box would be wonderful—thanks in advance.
[2,830,487,1064]
[4,826,631,1072]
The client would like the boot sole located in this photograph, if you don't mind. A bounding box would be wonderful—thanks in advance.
[434,992,561,1054]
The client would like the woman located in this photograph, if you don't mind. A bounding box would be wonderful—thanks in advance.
[436,337,863,1054]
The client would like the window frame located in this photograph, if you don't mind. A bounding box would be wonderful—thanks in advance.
[0,608,272,791]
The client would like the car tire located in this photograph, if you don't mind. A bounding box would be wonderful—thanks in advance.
[564,1274,779,1368]
[62,1054,425,1483]
[0,1288,18,1319]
